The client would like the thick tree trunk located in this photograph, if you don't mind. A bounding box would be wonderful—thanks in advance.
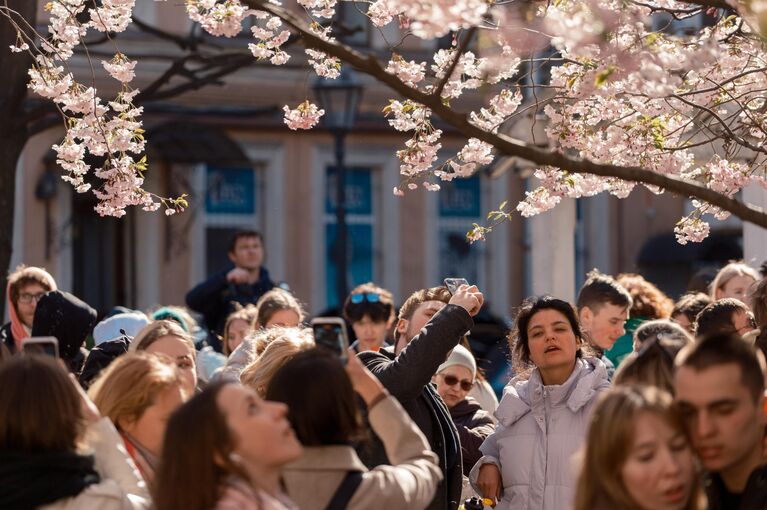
[0,1,37,318]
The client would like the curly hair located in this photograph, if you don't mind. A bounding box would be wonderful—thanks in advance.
[616,273,673,320]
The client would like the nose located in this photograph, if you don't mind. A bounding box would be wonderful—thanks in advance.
[659,448,684,477]
[266,400,289,418]
[695,411,716,439]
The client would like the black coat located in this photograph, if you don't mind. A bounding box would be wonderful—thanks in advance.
[705,464,767,510]
[357,304,473,510]
[449,397,495,476]
[185,267,274,348]
[78,337,131,389]
[0,322,16,354]
[31,290,96,364]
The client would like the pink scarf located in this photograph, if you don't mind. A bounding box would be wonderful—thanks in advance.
[7,283,28,352]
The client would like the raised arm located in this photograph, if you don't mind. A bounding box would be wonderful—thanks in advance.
[345,355,442,509]
[359,305,473,402]
[185,270,229,314]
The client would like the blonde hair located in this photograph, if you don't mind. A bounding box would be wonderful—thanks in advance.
[89,352,185,430]
[711,262,759,300]
[254,289,306,329]
[130,320,196,358]
[573,386,704,510]
[240,327,314,396]
[222,305,258,356]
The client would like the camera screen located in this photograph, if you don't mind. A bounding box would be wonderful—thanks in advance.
[313,323,345,356]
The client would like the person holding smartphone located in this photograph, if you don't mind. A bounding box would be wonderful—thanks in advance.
[357,283,484,510]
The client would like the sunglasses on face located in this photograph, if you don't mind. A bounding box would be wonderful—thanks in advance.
[441,374,474,392]
[350,292,381,304]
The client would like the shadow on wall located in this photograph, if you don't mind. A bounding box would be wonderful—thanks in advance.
[636,231,744,300]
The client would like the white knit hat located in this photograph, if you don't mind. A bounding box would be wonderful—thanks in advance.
[93,312,150,346]
[437,344,477,379]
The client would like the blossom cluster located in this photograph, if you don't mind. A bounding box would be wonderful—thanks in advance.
[283,101,325,130]
[185,0,250,37]
[248,14,291,65]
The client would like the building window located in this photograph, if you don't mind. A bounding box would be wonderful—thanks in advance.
[325,166,375,307]
[203,165,263,275]
[437,174,485,286]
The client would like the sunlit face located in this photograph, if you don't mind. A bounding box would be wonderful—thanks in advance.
[263,309,300,329]
[227,319,251,354]
[145,336,197,395]
[621,412,696,510]
[716,275,756,302]
[526,309,579,372]
[16,283,47,329]
[395,300,446,354]
[217,384,302,468]
[228,236,264,271]
[120,384,186,457]
[580,304,628,350]
[675,363,765,475]
[351,315,389,352]
[434,365,474,408]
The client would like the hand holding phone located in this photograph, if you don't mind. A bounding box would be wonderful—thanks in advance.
[444,279,484,317]
[444,278,469,295]
[311,317,350,363]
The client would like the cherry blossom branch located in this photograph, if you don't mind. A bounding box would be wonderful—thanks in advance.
[432,27,476,98]
[247,0,767,229]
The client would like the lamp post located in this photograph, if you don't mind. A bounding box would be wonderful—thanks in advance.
[312,68,363,308]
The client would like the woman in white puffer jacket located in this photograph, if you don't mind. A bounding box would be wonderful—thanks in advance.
[470,296,610,510]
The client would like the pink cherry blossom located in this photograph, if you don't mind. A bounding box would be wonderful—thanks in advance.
[283,101,325,130]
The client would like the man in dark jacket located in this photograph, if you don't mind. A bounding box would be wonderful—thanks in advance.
[186,230,274,351]
[358,284,483,510]
[675,332,767,510]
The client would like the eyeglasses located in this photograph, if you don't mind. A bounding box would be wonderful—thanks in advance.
[350,292,380,304]
[441,374,474,392]
[18,292,45,304]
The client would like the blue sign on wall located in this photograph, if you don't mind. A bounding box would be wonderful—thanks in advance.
[439,175,481,218]
[325,167,372,215]
[205,167,255,215]
[325,223,374,307]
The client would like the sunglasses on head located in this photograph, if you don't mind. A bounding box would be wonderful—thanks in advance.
[350,292,381,304]
[441,374,474,391]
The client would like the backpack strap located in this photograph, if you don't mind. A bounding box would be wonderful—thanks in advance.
[324,471,364,510]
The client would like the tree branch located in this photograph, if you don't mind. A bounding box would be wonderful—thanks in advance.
[432,27,476,98]
[246,0,767,228]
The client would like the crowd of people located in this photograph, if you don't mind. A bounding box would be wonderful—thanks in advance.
[0,229,766,510]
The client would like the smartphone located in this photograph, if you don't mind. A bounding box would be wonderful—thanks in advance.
[444,278,469,295]
[311,317,349,363]
[22,336,59,358]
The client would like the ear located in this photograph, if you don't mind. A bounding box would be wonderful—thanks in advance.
[395,318,408,336]
[579,306,593,327]
[227,251,237,264]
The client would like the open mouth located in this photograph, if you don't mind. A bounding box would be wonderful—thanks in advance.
[663,484,686,504]
[544,346,560,353]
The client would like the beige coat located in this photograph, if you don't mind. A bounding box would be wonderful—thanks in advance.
[282,395,442,510]
[40,418,150,510]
